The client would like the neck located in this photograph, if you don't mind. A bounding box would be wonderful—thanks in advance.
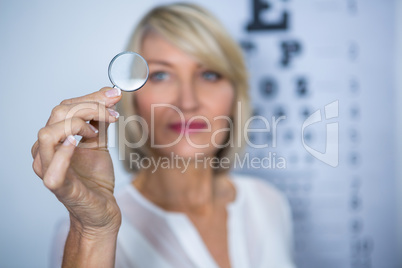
[133,155,232,214]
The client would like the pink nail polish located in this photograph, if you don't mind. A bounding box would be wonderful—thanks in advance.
[105,87,121,98]
[88,124,99,134]
[63,135,77,146]
[107,108,120,118]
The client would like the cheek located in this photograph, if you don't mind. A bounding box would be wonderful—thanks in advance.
[134,91,174,140]
[135,92,150,118]
[133,93,158,138]
[209,84,235,119]
[203,84,235,146]
[134,89,164,120]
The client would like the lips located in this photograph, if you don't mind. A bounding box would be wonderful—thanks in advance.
[168,121,208,133]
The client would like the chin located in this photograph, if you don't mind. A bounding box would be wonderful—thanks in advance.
[153,142,218,160]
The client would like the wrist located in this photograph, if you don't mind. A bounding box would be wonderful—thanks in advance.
[68,213,121,240]
[62,224,119,268]
[69,222,119,242]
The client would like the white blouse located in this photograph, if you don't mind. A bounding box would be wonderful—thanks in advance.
[51,174,295,268]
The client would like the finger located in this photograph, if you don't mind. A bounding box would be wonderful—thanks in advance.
[38,118,99,175]
[60,87,121,108]
[31,140,39,158]
[46,102,120,126]
[32,153,43,178]
[81,107,118,148]
[80,121,110,149]
[43,135,76,196]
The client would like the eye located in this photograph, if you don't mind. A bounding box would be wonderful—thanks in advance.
[201,71,221,82]
[150,71,169,82]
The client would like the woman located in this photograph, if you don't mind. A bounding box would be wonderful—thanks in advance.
[31,3,295,268]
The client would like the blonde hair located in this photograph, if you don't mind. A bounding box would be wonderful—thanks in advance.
[117,2,251,173]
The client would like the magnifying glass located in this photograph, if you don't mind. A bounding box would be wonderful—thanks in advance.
[108,51,149,92]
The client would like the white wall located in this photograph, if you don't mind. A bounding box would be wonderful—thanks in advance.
[396,0,402,265]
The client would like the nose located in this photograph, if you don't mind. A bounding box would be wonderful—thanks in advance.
[176,79,199,112]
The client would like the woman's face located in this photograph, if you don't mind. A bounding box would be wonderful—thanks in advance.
[135,32,234,159]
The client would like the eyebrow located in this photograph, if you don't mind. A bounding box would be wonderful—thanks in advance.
[147,60,173,67]
[147,60,204,68]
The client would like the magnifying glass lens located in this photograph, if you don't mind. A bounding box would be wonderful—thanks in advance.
[108,52,149,92]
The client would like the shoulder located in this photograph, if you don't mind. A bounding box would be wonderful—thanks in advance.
[231,173,294,261]
[230,173,293,230]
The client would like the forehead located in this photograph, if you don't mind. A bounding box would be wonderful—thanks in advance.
[141,32,201,67]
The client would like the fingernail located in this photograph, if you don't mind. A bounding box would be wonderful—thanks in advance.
[105,87,121,98]
[88,124,99,134]
[63,135,77,146]
[108,108,120,118]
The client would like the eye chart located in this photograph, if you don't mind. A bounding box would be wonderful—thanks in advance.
[231,1,398,267]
